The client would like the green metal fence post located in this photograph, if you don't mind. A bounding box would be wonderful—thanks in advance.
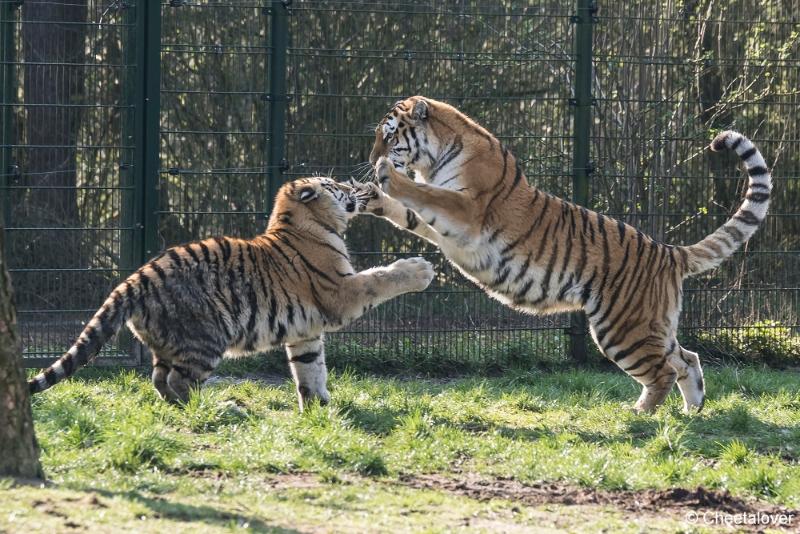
[266,0,289,217]
[0,1,17,229]
[121,2,137,274]
[569,0,596,364]
[135,0,162,263]
[116,1,139,361]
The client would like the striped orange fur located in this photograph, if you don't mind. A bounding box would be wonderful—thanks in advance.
[358,96,772,412]
[29,177,434,409]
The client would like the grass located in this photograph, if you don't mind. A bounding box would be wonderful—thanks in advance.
[3,363,799,532]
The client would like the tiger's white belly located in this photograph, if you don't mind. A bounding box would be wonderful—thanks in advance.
[440,233,583,315]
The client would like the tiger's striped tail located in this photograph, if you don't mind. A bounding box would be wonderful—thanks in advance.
[681,131,772,277]
[28,281,137,394]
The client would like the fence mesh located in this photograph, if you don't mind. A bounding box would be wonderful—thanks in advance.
[1,0,138,364]
[1,0,798,369]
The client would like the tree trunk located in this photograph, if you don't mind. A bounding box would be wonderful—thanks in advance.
[8,0,88,308]
[0,225,43,479]
[20,0,87,225]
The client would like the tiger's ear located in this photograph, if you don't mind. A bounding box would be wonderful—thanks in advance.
[298,187,318,203]
[412,99,428,121]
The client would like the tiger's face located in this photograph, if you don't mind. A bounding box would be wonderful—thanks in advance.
[275,177,365,231]
[369,96,441,178]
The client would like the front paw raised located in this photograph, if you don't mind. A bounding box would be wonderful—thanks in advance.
[375,156,399,193]
[353,181,386,216]
[391,257,435,292]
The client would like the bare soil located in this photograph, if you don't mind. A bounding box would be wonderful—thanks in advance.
[400,473,800,531]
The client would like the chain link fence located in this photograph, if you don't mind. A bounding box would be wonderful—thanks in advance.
[2,0,798,371]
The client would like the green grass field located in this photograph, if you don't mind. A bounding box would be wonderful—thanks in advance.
[2,364,799,532]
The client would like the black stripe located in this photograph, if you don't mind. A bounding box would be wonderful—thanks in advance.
[215,237,232,263]
[722,224,744,242]
[501,161,524,201]
[237,244,246,280]
[512,253,532,284]
[556,274,575,301]
[573,231,588,281]
[310,215,341,237]
[44,368,59,386]
[503,195,547,254]
[405,209,419,230]
[617,219,626,244]
[612,336,655,362]
[151,262,167,282]
[275,323,287,343]
[593,214,611,298]
[199,241,212,263]
[733,210,761,226]
[729,136,742,151]
[167,249,183,268]
[623,353,660,373]
[487,227,503,243]
[185,245,200,264]
[579,207,590,235]
[276,236,337,285]
[267,294,278,334]
[745,191,769,203]
[593,241,632,331]
[739,147,756,161]
[558,230,573,284]
[513,278,535,304]
[580,268,597,305]
[270,241,303,279]
[289,351,320,364]
[480,148,510,226]
[747,165,769,176]
[492,267,511,287]
[61,353,75,376]
[533,240,560,304]
[428,136,463,182]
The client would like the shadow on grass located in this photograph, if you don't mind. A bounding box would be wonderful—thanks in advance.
[85,487,299,533]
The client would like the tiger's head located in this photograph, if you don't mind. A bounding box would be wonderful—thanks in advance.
[370,96,433,175]
[370,95,481,183]
[270,177,366,234]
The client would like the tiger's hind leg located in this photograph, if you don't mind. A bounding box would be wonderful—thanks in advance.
[632,358,678,413]
[165,353,221,404]
[594,327,677,413]
[667,343,705,413]
[151,357,176,402]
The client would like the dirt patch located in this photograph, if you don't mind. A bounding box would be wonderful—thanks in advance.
[263,473,325,490]
[401,473,799,531]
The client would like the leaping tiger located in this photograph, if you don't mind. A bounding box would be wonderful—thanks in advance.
[356,95,772,413]
[29,177,435,410]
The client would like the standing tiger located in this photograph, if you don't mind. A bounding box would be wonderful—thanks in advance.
[357,95,772,413]
[28,177,435,409]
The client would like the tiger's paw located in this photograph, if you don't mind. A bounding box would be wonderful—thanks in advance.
[375,156,396,193]
[391,256,435,293]
[352,181,387,216]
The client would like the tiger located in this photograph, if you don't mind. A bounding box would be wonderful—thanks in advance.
[355,95,772,413]
[28,177,435,409]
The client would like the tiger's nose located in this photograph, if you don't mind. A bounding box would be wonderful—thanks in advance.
[346,201,356,212]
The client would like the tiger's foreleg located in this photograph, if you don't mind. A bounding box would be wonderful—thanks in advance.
[285,337,329,411]
[375,156,479,244]
[356,181,444,246]
[290,257,433,410]
[333,256,435,324]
